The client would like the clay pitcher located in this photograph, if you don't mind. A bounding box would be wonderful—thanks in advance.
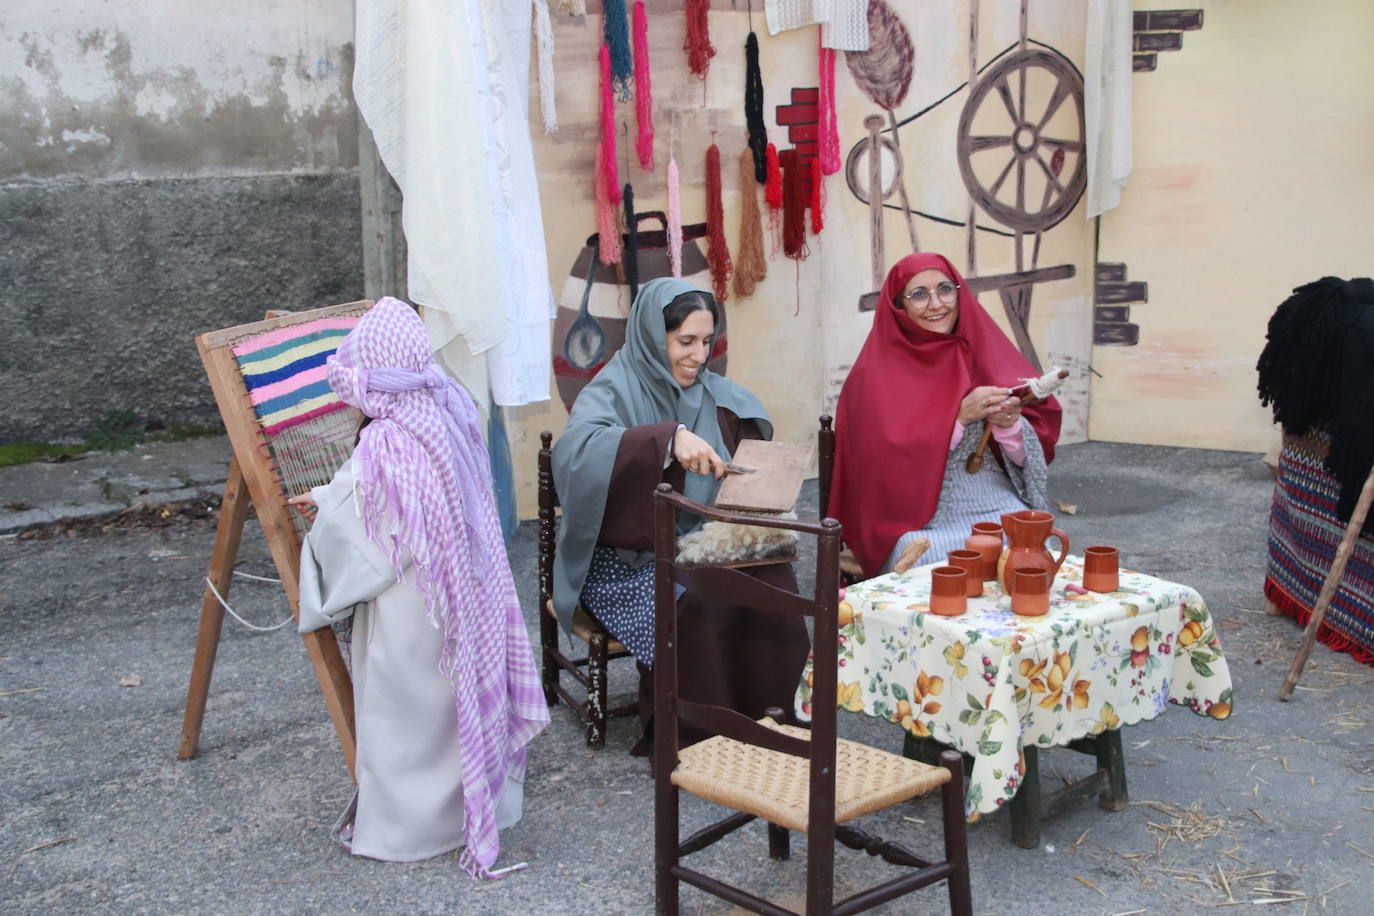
[998,510,1069,593]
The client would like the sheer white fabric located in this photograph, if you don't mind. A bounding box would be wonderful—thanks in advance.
[1085,0,1134,218]
[354,0,554,408]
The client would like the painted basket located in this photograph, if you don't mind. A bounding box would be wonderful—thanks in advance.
[553,211,725,411]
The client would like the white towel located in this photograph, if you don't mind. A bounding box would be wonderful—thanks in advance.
[766,0,870,51]
[1085,0,1134,218]
[354,0,553,408]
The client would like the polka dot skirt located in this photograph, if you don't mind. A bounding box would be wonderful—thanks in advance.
[580,546,658,665]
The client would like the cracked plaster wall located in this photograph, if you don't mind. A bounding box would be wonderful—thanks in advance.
[1,1,363,441]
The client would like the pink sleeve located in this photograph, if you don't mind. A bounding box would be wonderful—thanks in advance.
[949,420,965,451]
[992,421,1027,466]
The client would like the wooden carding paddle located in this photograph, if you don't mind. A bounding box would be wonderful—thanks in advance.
[714,440,814,514]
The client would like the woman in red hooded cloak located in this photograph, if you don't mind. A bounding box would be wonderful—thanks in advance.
[828,253,1062,578]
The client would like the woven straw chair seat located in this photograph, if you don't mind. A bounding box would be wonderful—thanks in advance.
[838,548,864,580]
[672,720,951,833]
[544,599,627,654]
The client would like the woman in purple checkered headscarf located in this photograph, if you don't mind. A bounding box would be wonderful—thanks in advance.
[295,297,548,876]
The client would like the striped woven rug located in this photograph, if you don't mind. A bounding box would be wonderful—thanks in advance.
[232,316,359,436]
[1265,430,1374,666]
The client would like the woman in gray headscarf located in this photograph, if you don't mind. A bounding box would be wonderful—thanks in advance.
[553,277,810,749]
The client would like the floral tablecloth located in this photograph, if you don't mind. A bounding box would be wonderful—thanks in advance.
[796,557,1234,817]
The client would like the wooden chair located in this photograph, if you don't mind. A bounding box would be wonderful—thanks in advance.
[816,415,865,583]
[536,431,640,748]
[652,485,973,916]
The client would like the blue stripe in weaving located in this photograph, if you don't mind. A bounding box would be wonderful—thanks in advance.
[255,379,333,417]
[242,349,331,389]
[237,328,350,366]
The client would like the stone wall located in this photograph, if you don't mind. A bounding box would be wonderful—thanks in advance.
[0,1,362,442]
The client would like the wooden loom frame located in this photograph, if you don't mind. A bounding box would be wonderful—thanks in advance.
[177,301,374,777]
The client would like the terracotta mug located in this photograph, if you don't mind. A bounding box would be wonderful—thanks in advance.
[929,566,968,616]
[1009,566,1050,617]
[1083,546,1120,593]
[965,522,1004,581]
[946,550,984,597]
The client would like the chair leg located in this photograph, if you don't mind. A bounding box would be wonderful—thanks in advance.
[1096,729,1129,812]
[805,819,836,916]
[655,784,680,915]
[1009,745,1042,849]
[767,822,791,861]
[539,605,559,707]
[586,630,609,749]
[939,750,974,916]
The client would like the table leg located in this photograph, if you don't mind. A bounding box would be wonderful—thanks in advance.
[1009,745,1042,849]
[1096,729,1129,811]
[902,732,943,765]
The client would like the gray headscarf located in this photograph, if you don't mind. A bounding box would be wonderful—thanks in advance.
[551,278,771,630]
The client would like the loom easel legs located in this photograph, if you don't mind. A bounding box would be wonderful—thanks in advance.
[177,456,358,779]
[178,455,251,761]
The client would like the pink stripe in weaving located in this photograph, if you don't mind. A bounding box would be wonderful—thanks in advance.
[260,401,346,438]
[248,364,328,405]
[232,316,359,357]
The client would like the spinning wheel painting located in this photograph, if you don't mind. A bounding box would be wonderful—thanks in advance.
[844,2,1085,372]
[957,47,1085,234]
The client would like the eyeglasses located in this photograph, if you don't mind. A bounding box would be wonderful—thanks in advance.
[902,282,960,308]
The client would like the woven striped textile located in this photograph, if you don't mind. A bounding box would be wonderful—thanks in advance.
[232,316,359,436]
[1265,430,1374,666]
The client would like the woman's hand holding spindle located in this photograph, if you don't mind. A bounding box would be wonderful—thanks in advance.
[957,386,1016,425]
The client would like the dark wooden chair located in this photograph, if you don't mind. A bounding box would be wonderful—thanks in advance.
[652,484,973,916]
[537,431,640,748]
[816,415,865,583]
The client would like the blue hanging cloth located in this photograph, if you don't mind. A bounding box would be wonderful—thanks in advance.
[487,402,519,544]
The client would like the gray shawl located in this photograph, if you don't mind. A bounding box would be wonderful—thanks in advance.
[551,278,771,630]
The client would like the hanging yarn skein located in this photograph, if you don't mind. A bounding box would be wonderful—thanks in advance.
[744,32,768,184]
[817,34,842,175]
[667,154,683,277]
[602,0,633,101]
[764,142,783,256]
[734,147,767,298]
[780,150,809,261]
[705,142,732,303]
[595,145,622,265]
[809,156,825,234]
[632,1,655,169]
[684,0,715,81]
[598,45,621,206]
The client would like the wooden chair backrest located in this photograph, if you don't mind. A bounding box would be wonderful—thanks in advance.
[817,414,835,518]
[537,430,561,614]
[652,485,844,814]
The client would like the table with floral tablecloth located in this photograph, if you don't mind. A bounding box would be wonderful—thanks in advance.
[796,556,1234,818]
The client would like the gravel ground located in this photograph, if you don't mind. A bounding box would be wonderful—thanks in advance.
[1,440,1371,914]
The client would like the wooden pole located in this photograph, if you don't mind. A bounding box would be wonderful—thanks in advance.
[1279,461,1374,700]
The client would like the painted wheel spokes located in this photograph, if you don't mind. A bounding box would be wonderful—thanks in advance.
[969,135,1015,153]
[956,47,1087,233]
[1035,78,1073,133]
[1040,136,1083,152]
[995,77,1020,124]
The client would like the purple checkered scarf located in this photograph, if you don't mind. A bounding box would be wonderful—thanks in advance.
[326,297,548,877]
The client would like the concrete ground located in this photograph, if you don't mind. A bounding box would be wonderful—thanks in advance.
[2,438,1371,914]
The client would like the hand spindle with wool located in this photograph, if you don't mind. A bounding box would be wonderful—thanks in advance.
[965,367,1069,474]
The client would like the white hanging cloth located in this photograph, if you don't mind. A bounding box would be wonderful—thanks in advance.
[1085,0,1134,218]
[354,0,554,408]
[765,0,869,51]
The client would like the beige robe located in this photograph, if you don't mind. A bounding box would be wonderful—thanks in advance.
[298,459,523,862]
